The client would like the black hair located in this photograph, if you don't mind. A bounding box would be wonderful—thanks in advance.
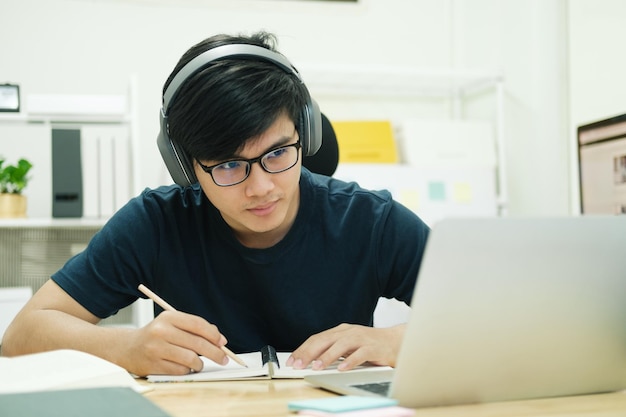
[163,31,309,162]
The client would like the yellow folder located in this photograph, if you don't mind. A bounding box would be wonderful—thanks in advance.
[330,120,398,163]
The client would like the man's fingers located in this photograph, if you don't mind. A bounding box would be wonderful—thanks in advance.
[288,324,361,370]
[144,311,228,370]
[287,324,405,372]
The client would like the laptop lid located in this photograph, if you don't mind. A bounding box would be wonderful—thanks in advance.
[306,216,626,408]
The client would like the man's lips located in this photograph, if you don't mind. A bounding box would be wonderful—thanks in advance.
[247,200,278,216]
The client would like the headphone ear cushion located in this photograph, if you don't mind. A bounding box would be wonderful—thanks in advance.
[302,113,338,176]
[157,112,198,187]
[301,98,322,157]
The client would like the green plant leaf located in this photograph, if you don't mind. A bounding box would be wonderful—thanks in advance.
[0,157,33,194]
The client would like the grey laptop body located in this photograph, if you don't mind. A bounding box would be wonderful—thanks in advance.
[305,216,626,408]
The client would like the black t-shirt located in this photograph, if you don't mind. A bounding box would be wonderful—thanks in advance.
[52,168,430,353]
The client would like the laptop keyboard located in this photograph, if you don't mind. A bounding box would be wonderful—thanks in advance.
[350,381,391,396]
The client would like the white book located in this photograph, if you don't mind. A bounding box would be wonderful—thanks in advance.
[98,133,115,218]
[80,126,101,219]
[112,126,131,212]
[0,349,145,394]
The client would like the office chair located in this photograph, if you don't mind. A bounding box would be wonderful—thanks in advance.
[302,113,339,176]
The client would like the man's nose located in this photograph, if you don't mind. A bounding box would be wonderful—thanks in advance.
[244,162,274,196]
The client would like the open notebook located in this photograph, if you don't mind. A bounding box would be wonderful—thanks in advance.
[147,345,389,383]
[305,216,626,408]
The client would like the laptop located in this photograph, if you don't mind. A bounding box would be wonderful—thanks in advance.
[305,216,626,408]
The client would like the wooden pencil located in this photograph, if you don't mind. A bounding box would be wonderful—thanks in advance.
[138,284,248,368]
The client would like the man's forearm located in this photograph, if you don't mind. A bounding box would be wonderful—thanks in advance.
[2,309,134,369]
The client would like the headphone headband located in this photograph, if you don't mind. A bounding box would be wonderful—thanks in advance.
[163,44,303,112]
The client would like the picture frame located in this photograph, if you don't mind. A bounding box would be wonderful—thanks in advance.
[0,84,20,112]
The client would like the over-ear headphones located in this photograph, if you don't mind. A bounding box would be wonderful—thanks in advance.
[157,43,322,187]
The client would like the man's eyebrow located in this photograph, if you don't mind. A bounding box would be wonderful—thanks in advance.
[265,134,296,150]
[232,131,298,159]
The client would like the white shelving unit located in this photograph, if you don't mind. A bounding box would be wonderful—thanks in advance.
[0,90,137,221]
[300,64,507,215]
[0,89,145,327]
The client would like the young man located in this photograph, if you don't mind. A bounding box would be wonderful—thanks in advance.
[2,32,429,377]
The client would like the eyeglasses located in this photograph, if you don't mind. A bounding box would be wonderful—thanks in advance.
[197,141,302,186]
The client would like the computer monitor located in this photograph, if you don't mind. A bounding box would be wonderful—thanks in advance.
[577,113,626,214]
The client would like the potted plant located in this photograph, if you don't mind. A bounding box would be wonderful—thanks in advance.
[0,157,33,218]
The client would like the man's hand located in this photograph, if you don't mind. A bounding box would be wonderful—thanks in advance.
[286,323,406,371]
[120,311,230,377]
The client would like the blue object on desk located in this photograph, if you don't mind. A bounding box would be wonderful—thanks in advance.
[288,396,397,413]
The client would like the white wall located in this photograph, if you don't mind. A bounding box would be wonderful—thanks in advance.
[568,0,626,213]
[453,0,570,216]
[1,0,453,197]
[2,0,624,217]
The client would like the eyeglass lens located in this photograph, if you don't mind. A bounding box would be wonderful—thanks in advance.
[211,144,299,186]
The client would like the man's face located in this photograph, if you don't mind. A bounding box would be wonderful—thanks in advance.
[194,113,302,248]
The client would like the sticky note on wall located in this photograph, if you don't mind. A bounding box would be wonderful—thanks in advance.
[331,120,398,163]
[399,189,420,211]
[453,182,473,203]
[428,181,446,201]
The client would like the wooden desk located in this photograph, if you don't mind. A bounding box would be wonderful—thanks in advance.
[142,379,626,417]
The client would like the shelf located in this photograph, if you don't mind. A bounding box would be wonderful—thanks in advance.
[0,113,130,125]
[298,63,507,215]
[0,94,130,125]
[0,217,108,229]
[299,64,503,98]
